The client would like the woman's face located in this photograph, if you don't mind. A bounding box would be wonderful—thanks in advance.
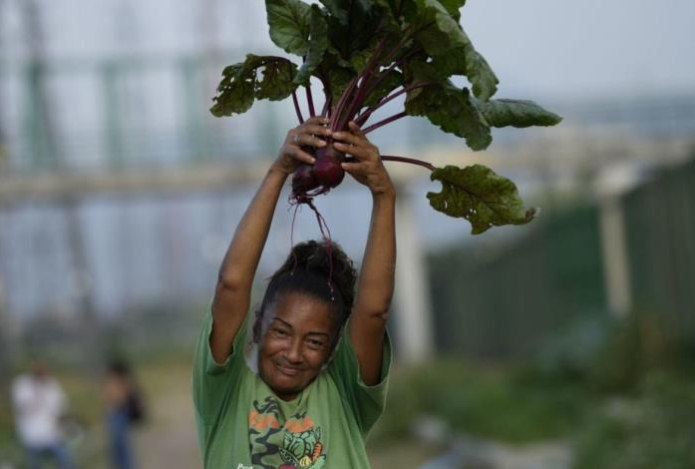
[258,292,337,401]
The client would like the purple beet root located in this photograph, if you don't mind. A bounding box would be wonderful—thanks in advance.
[313,143,345,189]
[292,163,320,194]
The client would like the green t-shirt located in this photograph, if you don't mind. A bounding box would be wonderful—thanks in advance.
[192,309,392,469]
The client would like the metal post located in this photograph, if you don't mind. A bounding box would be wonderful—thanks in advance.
[393,185,435,362]
[596,163,641,318]
[182,57,211,163]
[103,61,124,169]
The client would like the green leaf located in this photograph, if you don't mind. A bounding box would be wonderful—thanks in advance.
[430,48,497,101]
[325,62,356,101]
[404,57,447,82]
[211,55,298,117]
[411,0,463,52]
[477,99,563,128]
[256,59,299,100]
[364,70,404,107]
[294,5,329,84]
[210,63,254,117]
[437,0,466,20]
[349,47,375,74]
[320,0,375,25]
[462,50,498,101]
[373,0,412,31]
[406,80,491,150]
[325,2,381,62]
[266,0,312,56]
[428,164,537,234]
[410,0,498,101]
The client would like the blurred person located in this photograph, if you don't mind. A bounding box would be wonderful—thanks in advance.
[193,118,395,468]
[104,360,144,469]
[11,362,75,469]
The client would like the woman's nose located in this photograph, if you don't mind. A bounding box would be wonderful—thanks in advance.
[285,339,303,364]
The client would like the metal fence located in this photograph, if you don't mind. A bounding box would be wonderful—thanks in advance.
[428,154,695,358]
[623,156,695,340]
[428,203,606,358]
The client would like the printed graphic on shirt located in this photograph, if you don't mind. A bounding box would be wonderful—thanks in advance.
[279,427,325,469]
[248,397,327,469]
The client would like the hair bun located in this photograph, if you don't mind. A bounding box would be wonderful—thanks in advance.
[271,240,357,314]
[293,240,336,274]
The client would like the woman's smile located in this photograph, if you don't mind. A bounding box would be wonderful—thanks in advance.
[275,362,301,377]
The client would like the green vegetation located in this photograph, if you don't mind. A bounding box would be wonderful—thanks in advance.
[370,311,695,468]
[370,359,592,444]
[573,371,695,469]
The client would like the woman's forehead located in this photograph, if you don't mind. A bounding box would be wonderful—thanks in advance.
[269,292,336,330]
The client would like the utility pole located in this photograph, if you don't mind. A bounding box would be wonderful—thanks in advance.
[21,0,101,366]
[0,0,14,400]
[0,0,9,173]
[393,185,435,363]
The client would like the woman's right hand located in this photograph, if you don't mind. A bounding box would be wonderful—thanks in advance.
[271,116,332,175]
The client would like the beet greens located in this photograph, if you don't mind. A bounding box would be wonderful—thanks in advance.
[211,0,562,235]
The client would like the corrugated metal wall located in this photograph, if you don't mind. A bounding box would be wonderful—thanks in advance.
[428,155,695,358]
[623,157,695,340]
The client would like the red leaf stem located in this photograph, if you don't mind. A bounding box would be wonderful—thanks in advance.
[292,90,305,124]
[336,37,391,129]
[305,85,316,118]
[375,23,427,70]
[381,155,435,171]
[356,82,434,126]
[331,76,358,131]
[358,61,399,107]
[337,74,376,130]
[362,111,407,134]
[321,94,332,118]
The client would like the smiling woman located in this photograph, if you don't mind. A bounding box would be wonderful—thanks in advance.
[192,117,396,469]
[253,244,357,402]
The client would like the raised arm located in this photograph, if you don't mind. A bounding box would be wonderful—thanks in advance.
[210,117,331,364]
[334,122,396,385]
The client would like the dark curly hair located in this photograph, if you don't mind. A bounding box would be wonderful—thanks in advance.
[252,240,357,345]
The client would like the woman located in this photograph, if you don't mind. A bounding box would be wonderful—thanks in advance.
[193,117,396,468]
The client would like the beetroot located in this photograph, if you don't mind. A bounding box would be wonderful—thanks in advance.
[291,163,320,194]
[312,144,345,189]
[290,142,345,204]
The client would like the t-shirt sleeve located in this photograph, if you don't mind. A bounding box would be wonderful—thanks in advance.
[327,322,392,437]
[192,306,250,426]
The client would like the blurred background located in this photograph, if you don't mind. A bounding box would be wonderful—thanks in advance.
[1,0,694,467]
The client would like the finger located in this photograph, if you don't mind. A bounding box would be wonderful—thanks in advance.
[293,132,327,148]
[348,121,367,138]
[340,161,365,173]
[332,130,363,147]
[300,124,333,138]
[346,122,379,156]
[333,141,370,160]
[304,116,330,125]
[303,116,330,126]
[288,146,316,165]
[334,140,377,162]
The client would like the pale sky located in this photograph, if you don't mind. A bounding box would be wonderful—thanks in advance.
[2,0,694,101]
[460,0,695,99]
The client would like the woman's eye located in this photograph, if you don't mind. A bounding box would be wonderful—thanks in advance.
[307,339,324,349]
[272,328,288,337]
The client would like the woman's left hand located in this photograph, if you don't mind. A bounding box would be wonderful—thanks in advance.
[333,122,395,197]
